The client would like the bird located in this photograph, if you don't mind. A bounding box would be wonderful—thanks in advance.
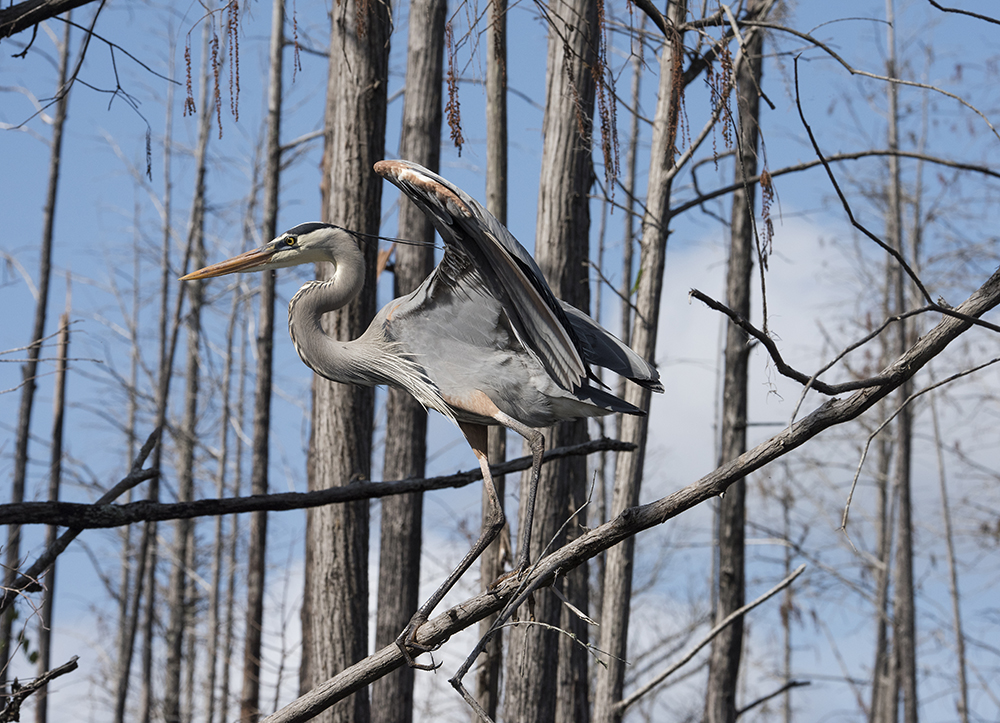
[181,159,662,665]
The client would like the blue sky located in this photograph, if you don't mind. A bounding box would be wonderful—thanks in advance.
[2,0,1000,720]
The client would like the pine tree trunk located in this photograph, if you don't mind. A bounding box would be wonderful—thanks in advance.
[592,4,687,721]
[703,4,766,720]
[503,2,595,720]
[301,3,389,720]
[371,1,443,720]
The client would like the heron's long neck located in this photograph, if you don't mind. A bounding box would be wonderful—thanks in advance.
[287,246,379,386]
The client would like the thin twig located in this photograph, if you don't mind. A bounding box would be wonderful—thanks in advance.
[793,57,934,305]
[615,564,807,713]
[736,679,811,718]
[841,355,1000,533]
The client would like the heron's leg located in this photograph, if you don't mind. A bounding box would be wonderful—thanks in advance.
[396,421,505,668]
[492,411,544,576]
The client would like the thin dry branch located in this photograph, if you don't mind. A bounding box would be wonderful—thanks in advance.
[0,0,93,39]
[0,428,159,614]
[756,20,1000,142]
[672,149,1000,217]
[615,564,806,714]
[0,438,632,529]
[0,656,79,722]
[925,0,1000,27]
[736,680,811,718]
[260,263,1000,723]
[841,354,1000,533]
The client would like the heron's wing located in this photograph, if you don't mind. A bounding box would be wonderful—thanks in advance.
[375,159,588,391]
[559,301,663,392]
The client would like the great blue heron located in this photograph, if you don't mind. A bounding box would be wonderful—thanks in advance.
[181,159,662,663]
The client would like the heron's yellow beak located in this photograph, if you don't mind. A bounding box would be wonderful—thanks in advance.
[180,245,276,280]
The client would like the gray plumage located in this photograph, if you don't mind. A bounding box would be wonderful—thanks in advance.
[181,159,662,664]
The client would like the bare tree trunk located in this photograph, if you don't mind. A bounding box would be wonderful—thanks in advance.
[475,1,508,716]
[183,544,198,723]
[163,20,213,720]
[928,389,969,723]
[592,4,686,721]
[884,3,918,720]
[704,4,766,720]
[503,2,595,721]
[34,310,69,723]
[371,1,443,720]
[869,216,898,723]
[1,7,72,687]
[301,3,389,721]
[221,324,248,723]
[781,486,793,723]
[204,287,242,723]
[240,0,284,718]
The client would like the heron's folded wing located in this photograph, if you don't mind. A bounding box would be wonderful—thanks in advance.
[375,159,588,391]
[559,301,663,392]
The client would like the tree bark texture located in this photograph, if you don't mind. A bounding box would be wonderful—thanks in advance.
[503,1,596,721]
[372,0,443,720]
[704,4,766,721]
[302,3,389,721]
[593,3,686,721]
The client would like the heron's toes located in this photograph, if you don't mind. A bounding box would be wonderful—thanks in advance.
[395,613,442,670]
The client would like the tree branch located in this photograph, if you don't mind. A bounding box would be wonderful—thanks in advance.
[615,565,806,714]
[0,656,79,722]
[736,679,812,718]
[926,0,1000,26]
[0,438,633,529]
[0,428,159,614]
[672,149,1000,217]
[261,263,1000,723]
[0,0,96,40]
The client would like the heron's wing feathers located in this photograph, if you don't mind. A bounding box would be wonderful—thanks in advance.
[559,301,663,392]
[375,159,588,390]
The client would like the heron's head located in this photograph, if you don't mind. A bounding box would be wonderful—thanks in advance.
[180,223,360,280]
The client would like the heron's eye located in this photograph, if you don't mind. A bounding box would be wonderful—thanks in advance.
[284,236,297,247]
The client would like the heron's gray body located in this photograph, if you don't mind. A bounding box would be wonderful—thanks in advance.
[182,159,662,662]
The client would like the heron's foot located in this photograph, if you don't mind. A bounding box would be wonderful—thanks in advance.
[395,613,442,670]
[489,555,532,591]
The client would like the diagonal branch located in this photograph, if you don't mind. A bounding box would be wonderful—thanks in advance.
[260,263,1000,723]
[0,656,79,722]
[0,0,95,39]
[615,565,806,714]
